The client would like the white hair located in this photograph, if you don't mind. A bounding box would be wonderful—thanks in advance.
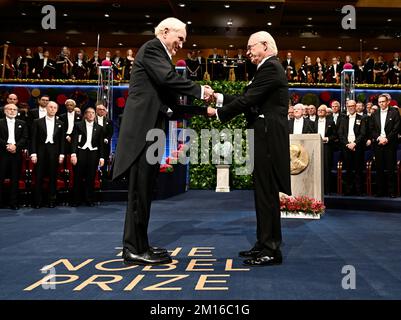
[294,103,304,110]
[154,17,186,36]
[250,31,278,55]
[65,99,76,107]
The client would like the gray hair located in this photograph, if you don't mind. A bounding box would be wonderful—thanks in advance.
[250,31,278,56]
[294,103,304,111]
[65,99,76,107]
[154,17,186,36]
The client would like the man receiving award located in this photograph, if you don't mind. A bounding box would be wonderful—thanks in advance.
[112,17,214,266]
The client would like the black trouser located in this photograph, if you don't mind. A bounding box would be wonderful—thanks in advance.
[123,116,165,254]
[252,118,281,255]
[73,148,99,203]
[374,143,397,195]
[0,151,21,206]
[342,146,364,195]
[323,144,333,194]
[34,144,58,205]
[100,142,111,178]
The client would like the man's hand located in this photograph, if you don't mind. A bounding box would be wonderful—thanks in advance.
[366,139,372,147]
[66,135,71,143]
[346,142,356,151]
[71,154,78,166]
[6,144,16,154]
[378,136,388,145]
[59,155,65,164]
[207,107,216,117]
[99,158,105,167]
[31,155,37,164]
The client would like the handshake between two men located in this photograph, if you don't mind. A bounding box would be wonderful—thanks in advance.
[201,85,219,118]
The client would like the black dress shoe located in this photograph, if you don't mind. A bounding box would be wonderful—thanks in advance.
[86,201,96,207]
[123,248,172,266]
[149,246,168,255]
[10,205,20,210]
[390,193,397,198]
[239,248,261,258]
[48,202,56,208]
[243,252,283,267]
[32,204,41,209]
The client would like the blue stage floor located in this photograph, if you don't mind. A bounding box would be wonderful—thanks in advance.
[0,190,400,300]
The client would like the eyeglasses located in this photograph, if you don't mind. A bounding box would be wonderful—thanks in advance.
[246,41,266,51]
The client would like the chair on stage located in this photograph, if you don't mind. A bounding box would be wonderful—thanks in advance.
[29,159,70,205]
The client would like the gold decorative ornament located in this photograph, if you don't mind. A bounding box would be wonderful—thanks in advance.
[290,144,309,175]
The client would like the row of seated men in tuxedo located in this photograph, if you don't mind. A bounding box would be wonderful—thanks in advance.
[0,95,114,210]
[288,95,401,197]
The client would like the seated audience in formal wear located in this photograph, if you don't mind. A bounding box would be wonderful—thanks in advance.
[337,100,367,196]
[70,107,105,206]
[30,101,65,208]
[369,94,400,197]
[289,103,315,134]
[0,104,29,209]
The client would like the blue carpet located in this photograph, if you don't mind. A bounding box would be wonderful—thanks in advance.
[0,190,400,300]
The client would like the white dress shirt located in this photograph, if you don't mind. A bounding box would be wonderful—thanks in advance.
[333,113,339,125]
[347,114,356,143]
[82,120,97,150]
[66,111,75,134]
[39,107,47,118]
[45,116,55,144]
[215,55,273,116]
[97,115,104,127]
[293,118,304,134]
[6,117,16,144]
[317,118,326,139]
[380,108,388,137]
[158,38,205,106]
[43,57,48,67]
[309,115,316,122]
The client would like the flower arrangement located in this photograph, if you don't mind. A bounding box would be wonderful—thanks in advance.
[160,164,174,173]
[290,92,300,105]
[280,195,325,216]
